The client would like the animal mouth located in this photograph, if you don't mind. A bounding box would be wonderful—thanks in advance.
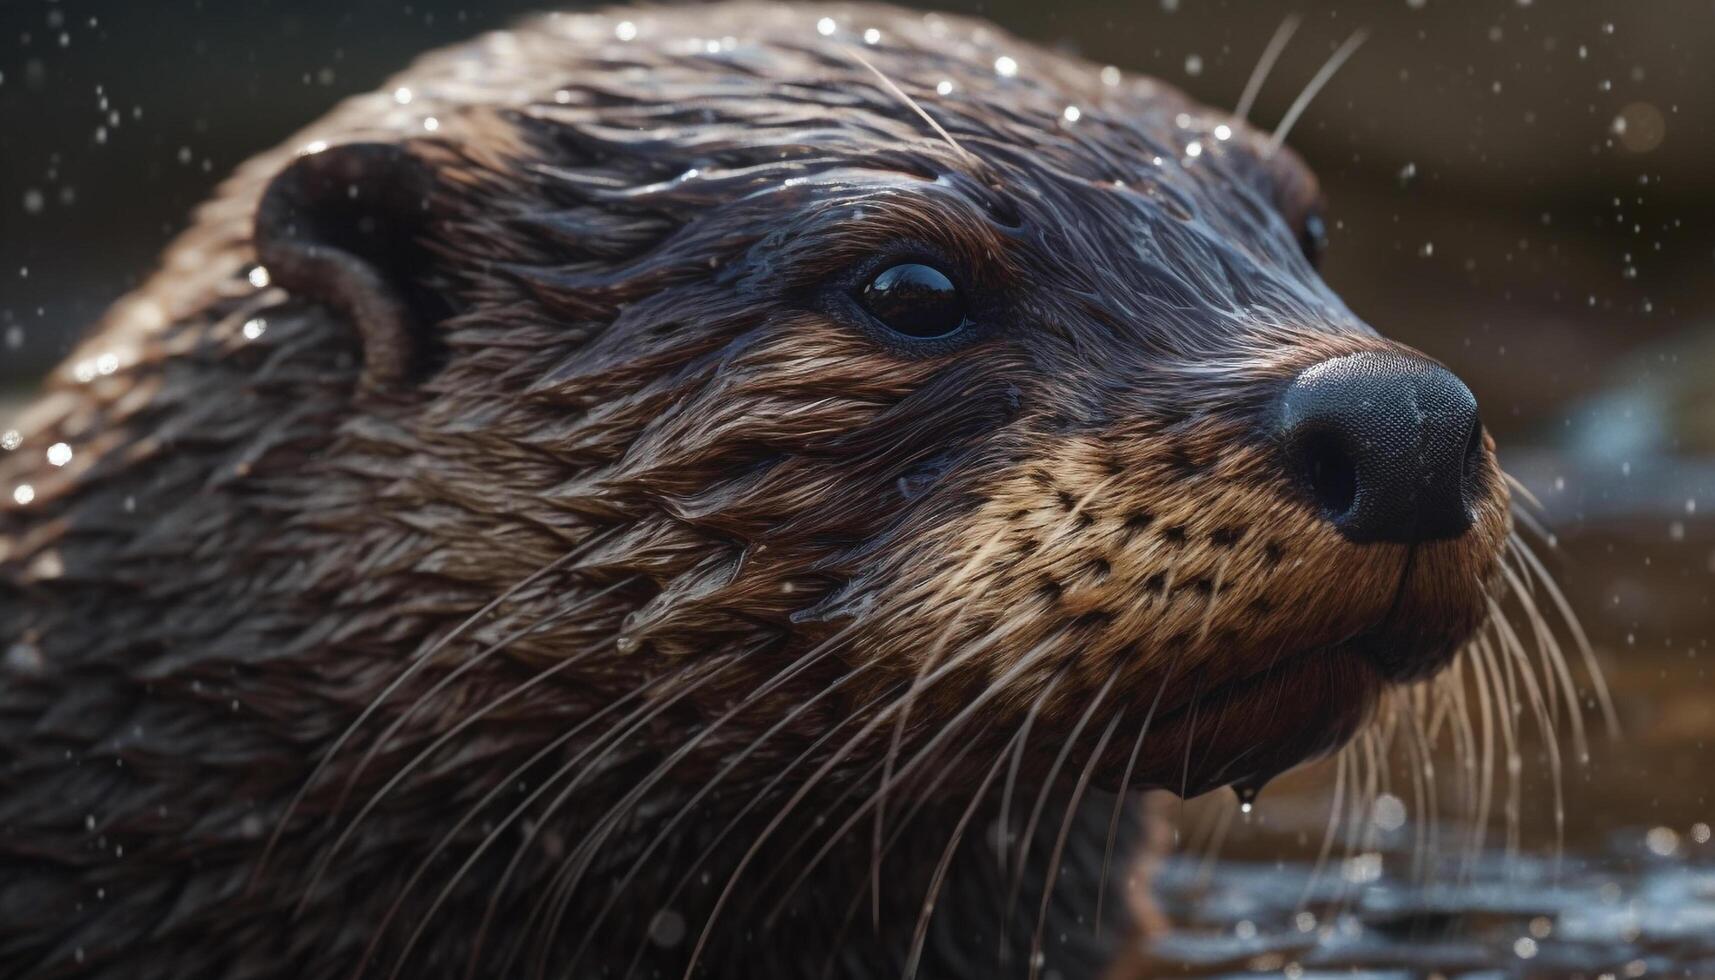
[1103,633,1390,797]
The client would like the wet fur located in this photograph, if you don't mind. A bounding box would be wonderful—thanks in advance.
[0,5,1508,978]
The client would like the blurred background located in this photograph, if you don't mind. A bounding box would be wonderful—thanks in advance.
[3,0,1712,975]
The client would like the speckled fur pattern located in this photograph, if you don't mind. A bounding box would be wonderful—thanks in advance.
[0,4,1510,978]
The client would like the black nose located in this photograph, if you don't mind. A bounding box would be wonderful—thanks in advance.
[1277,351,1485,544]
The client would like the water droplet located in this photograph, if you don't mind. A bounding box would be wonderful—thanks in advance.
[649,909,686,947]
[862,28,880,45]
[1,430,20,451]
[1184,53,1203,77]
[993,55,1018,78]
[614,20,637,42]
[45,442,72,467]
[393,86,414,105]
[247,266,271,289]
[1645,825,1680,856]
[243,318,267,341]
[1372,792,1407,831]
[1100,65,1121,87]
[1061,105,1081,123]
[935,79,954,96]
[1232,774,1269,813]
[816,17,836,37]
[12,484,35,506]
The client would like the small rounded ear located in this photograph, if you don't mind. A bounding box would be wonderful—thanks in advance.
[253,142,449,389]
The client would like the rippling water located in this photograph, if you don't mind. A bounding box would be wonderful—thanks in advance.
[1144,820,1715,978]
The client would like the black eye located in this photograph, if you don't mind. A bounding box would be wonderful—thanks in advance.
[858,263,968,339]
[1298,211,1329,268]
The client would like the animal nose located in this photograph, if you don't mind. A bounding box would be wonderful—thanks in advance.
[1276,351,1485,544]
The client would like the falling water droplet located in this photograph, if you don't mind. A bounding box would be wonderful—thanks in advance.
[1233,775,1268,814]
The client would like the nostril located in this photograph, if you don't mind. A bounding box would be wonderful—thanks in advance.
[1276,350,1482,544]
[1463,418,1485,482]
[1300,430,1358,521]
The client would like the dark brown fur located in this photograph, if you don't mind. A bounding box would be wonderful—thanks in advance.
[0,5,1509,978]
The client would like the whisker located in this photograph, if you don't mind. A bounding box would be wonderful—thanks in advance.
[998,666,1066,879]
[1500,553,1587,761]
[848,48,980,168]
[1468,632,1498,874]
[621,684,902,980]
[1397,692,1437,884]
[1476,633,1523,863]
[1095,663,1178,936]
[1234,14,1303,121]
[538,628,867,969]
[558,634,872,975]
[254,529,615,884]
[1299,744,1348,908]
[677,619,1060,980]
[1002,669,1119,962]
[875,526,1015,931]
[1191,785,1238,896]
[903,729,1026,980]
[329,575,636,816]
[1440,658,1481,878]
[1502,470,1550,517]
[1029,705,1126,980]
[1511,533,1621,736]
[298,577,638,911]
[759,630,1070,928]
[1264,30,1369,158]
[763,707,990,928]
[345,661,661,980]
[1487,590,1566,874]
[379,654,734,980]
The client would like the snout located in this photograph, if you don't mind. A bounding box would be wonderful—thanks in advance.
[1276,350,1486,544]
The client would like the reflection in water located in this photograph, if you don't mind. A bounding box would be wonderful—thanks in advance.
[1146,820,1715,978]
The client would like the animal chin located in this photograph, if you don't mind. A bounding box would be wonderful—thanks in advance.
[1103,608,1484,797]
[1092,637,1389,798]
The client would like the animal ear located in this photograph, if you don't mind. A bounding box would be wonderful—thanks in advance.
[253,141,451,389]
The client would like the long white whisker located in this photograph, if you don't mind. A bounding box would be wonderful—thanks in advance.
[255,529,615,883]
[1511,533,1621,736]
[1029,705,1125,980]
[1265,30,1369,157]
[1234,14,1303,121]
[678,618,1059,980]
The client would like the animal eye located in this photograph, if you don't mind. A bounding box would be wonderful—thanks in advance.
[1298,210,1329,268]
[858,263,968,339]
